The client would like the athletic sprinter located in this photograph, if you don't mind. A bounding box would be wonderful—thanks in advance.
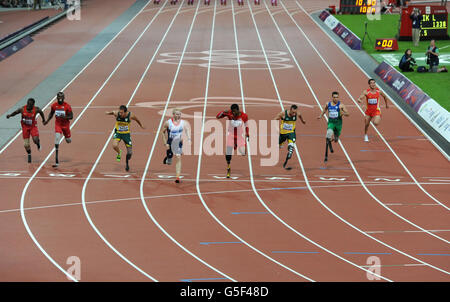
[357,79,389,142]
[275,104,306,170]
[216,104,249,178]
[317,91,349,162]
[106,105,144,172]
[162,108,191,184]
[44,92,73,167]
[6,98,45,163]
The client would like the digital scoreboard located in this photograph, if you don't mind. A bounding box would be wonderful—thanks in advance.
[339,0,377,14]
[374,38,399,50]
[398,6,449,40]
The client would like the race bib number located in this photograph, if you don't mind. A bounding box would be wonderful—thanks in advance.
[283,123,293,131]
[22,118,33,125]
[230,120,243,128]
[55,109,66,117]
[368,98,378,105]
[118,125,129,132]
[329,111,339,118]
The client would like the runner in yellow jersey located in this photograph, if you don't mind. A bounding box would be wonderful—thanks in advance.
[106,105,144,171]
[275,104,306,170]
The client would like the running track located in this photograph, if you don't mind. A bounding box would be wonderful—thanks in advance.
[0,0,449,282]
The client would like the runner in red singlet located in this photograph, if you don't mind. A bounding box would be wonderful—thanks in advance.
[216,104,249,178]
[44,92,73,167]
[6,98,45,163]
[358,79,389,142]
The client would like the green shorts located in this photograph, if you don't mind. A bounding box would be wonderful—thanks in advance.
[279,132,296,145]
[327,119,342,138]
[113,132,132,147]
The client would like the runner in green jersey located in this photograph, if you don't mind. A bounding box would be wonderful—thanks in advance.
[317,92,349,162]
[106,105,144,171]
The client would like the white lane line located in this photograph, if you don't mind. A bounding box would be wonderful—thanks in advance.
[366,230,450,234]
[360,264,427,268]
[0,1,157,155]
[301,12,449,161]
[245,0,389,282]
[294,1,450,208]
[270,0,450,276]
[16,0,161,282]
[137,0,237,282]
[283,0,450,244]
[2,184,449,215]
[199,0,312,281]
[79,0,195,282]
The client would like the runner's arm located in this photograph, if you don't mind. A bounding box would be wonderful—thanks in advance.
[184,122,191,143]
[274,111,284,120]
[317,104,328,119]
[105,110,117,117]
[340,104,350,116]
[44,108,55,125]
[216,110,230,119]
[36,107,46,124]
[357,91,366,103]
[298,112,306,124]
[66,110,74,120]
[6,107,23,119]
[161,121,170,149]
[243,115,249,140]
[380,91,389,108]
[131,113,145,129]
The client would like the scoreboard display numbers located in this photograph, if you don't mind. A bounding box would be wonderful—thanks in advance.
[420,13,448,39]
[375,38,399,50]
[398,6,449,40]
[340,0,377,14]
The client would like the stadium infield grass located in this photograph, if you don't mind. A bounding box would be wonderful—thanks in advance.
[334,14,450,111]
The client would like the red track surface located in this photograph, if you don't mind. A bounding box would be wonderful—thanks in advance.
[0,0,448,282]
[0,0,136,115]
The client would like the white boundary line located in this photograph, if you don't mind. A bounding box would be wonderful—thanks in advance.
[3,182,450,215]
[283,0,450,241]
[136,0,237,282]
[244,0,390,282]
[294,1,450,182]
[16,0,162,282]
[0,1,155,155]
[78,0,190,282]
[197,0,312,282]
[264,0,450,275]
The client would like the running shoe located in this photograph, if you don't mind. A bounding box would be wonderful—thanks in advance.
[116,150,122,162]
[364,135,369,142]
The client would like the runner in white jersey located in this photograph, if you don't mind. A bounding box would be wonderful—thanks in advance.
[162,108,191,183]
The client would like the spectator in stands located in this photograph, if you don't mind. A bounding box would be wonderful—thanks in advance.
[1,0,19,7]
[410,8,422,47]
[426,40,448,72]
[33,0,41,9]
[399,49,416,72]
